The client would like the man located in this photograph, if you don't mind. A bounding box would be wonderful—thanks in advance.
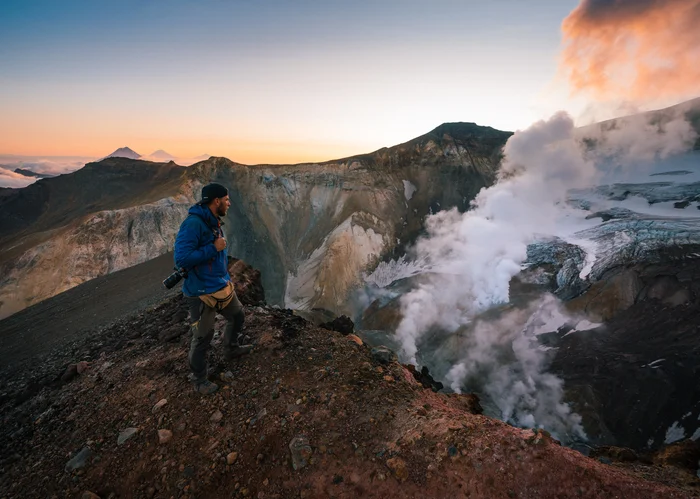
[174,183,253,394]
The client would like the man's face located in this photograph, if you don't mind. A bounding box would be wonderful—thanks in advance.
[213,195,231,217]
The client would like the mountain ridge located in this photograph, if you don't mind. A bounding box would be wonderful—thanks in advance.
[0,121,510,319]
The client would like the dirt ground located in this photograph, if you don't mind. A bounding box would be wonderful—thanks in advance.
[1,263,700,498]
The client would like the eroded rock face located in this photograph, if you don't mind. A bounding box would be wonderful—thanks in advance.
[0,196,192,319]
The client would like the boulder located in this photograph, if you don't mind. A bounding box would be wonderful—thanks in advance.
[319,315,354,335]
[228,257,265,306]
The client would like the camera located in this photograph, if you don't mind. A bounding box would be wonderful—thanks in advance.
[162,267,188,289]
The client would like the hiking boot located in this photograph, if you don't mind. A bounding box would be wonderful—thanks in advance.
[224,344,253,361]
[193,380,219,395]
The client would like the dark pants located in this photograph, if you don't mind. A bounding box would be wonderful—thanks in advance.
[186,291,244,383]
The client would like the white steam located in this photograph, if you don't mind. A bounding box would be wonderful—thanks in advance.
[391,109,696,441]
[397,112,596,361]
[578,107,698,163]
[445,297,586,441]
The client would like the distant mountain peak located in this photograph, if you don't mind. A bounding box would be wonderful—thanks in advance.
[148,149,175,159]
[105,147,141,160]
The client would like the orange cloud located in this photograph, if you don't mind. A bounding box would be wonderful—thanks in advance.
[561,0,700,102]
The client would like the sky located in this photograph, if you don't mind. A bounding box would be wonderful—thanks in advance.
[0,0,584,164]
[0,0,696,166]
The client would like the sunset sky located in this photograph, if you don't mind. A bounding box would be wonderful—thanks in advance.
[0,0,584,163]
[0,0,696,165]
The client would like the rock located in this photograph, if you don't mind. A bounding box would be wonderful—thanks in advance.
[346,334,363,346]
[158,324,188,342]
[405,364,444,392]
[81,492,100,499]
[65,447,94,473]
[60,364,79,383]
[228,257,266,306]
[76,361,90,374]
[319,315,354,335]
[249,408,267,426]
[210,410,223,423]
[652,439,700,471]
[158,429,173,444]
[226,452,238,465]
[152,398,168,412]
[117,427,139,445]
[590,446,639,463]
[566,268,642,322]
[289,435,313,470]
[386,457,409,482]
[370,346,397,365]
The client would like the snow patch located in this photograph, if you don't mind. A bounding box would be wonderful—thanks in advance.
[664,421,686,444]
[285,215,386,310]
[365,255,432,288]
[563,237,598,280]
[402,180,417,201]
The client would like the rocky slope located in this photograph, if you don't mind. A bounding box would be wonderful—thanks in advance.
[0,123,510,319]
[1,261,698,498]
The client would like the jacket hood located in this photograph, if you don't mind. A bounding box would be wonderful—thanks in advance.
[188,203,219,228]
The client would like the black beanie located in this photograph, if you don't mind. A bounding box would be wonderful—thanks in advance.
[199,183,229,204]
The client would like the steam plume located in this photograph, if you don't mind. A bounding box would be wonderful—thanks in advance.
[396,112,596,362]
[561,0,700,102]
[390,108,695,440]
[444,296,586,441]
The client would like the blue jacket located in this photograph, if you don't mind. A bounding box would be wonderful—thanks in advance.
[174,204,230,297]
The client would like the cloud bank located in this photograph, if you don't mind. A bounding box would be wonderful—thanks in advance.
[0,155,95,188]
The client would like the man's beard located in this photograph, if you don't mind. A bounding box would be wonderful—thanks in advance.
[217,205,227,217]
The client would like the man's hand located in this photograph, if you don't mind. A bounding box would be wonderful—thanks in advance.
[214,237,227,252]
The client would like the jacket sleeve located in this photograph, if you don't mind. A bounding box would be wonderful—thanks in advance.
[174,218,218,269]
